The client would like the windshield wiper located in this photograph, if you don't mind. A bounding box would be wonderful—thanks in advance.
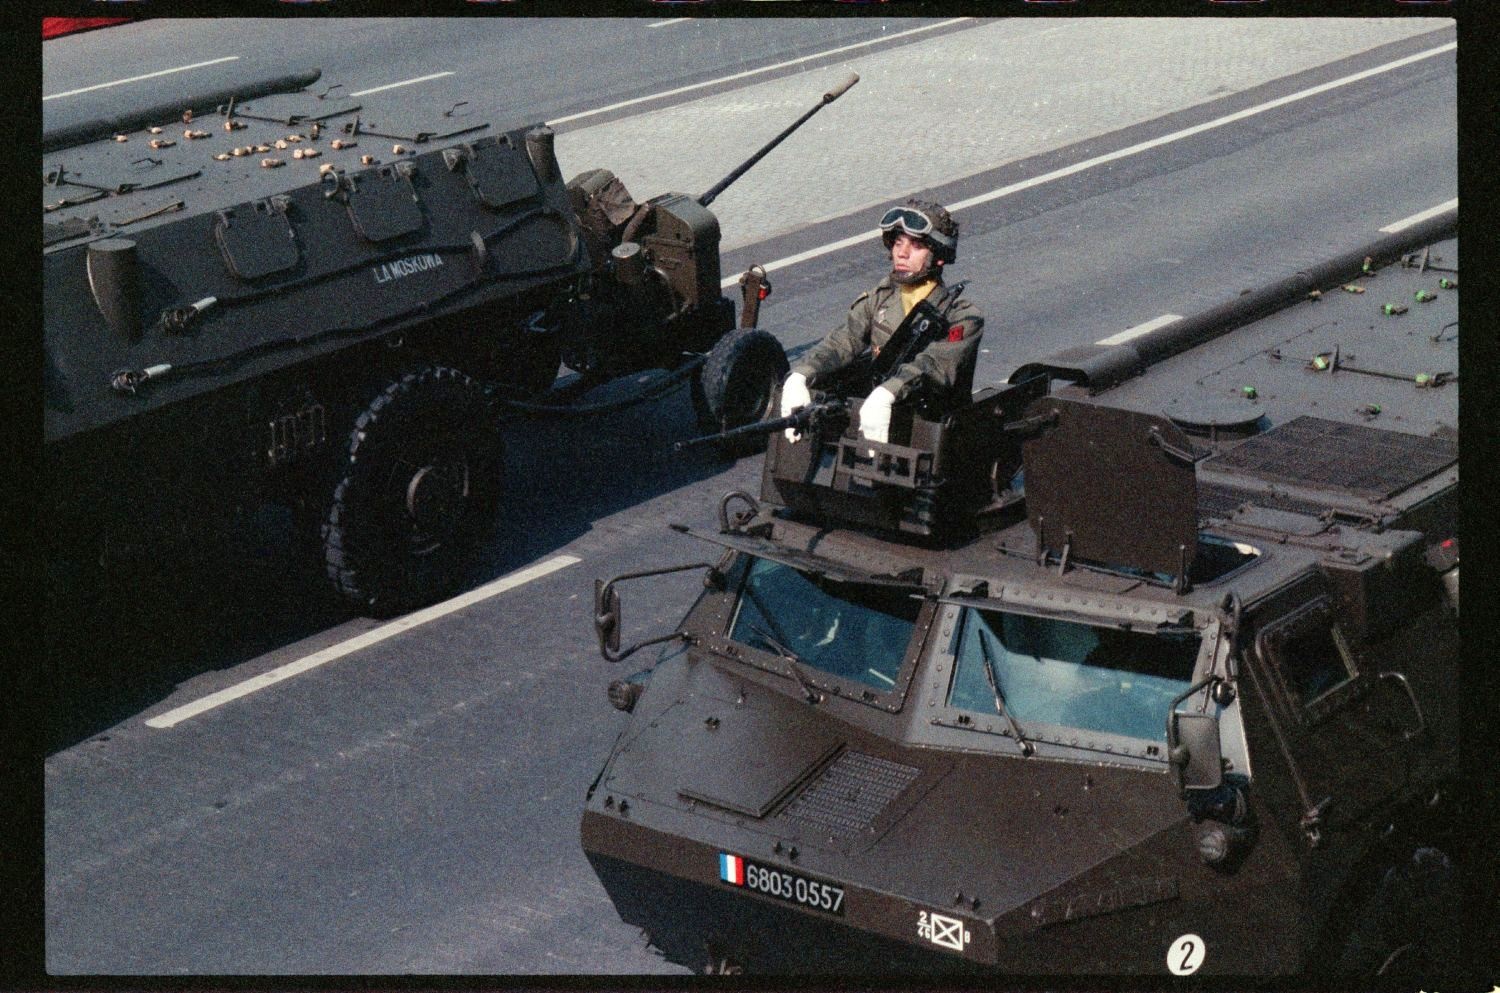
[977,630,1034,756]
[750,624,823,704]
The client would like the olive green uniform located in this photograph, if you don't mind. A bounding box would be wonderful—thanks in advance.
[789,276,984,403]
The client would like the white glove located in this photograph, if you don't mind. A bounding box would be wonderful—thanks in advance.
[858,386,896,446]
[780,372,811,443]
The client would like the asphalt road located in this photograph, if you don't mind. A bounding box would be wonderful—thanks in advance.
[42,16,942,139]
[41,16,1456,975]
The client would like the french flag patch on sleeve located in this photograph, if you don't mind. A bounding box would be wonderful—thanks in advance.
[719,852,745,885]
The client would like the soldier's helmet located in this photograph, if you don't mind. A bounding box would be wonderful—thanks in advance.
[879,199,958,264]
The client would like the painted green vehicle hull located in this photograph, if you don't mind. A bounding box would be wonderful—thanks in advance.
[583,216,1469,978]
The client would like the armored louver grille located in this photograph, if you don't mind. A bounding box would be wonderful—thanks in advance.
[777,751,919,834]
[1206,416,1456,501]
[1197,483,1340,523]
[1197,485,1246,522]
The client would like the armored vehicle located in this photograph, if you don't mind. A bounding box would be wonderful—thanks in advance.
[44,70,856,619]
[582,212,1466,977]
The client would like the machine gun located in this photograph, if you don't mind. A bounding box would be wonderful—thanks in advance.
[674,398,848,453]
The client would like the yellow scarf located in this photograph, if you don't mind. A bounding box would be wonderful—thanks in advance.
[898,278,938,316]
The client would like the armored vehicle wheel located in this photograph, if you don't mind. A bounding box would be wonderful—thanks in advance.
[322,367,503,616]
[693,328,789,457]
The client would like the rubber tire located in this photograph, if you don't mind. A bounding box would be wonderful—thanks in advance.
[689,371,715,434]
[695,328,790,458]
[322,367,503,616]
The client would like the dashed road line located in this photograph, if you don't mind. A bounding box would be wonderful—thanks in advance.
[548,18,972,127]
[144,555,581,729]
[720,40,1456,290]
[1379,198,1458,233]
[349,71,456,98]
[44,56,241,100]
[1096,314,1182,346]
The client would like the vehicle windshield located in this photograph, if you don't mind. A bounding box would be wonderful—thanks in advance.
[728,556,922,691]
[948,607,1200,742]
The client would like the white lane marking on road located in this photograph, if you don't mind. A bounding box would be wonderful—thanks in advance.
[1096,314,1182,346]
[549,17,972,127]
[349,72,456,98]
[648,18,692,28]
[1379,198,1458,233]
[720,40,1457,289]
[144,555,581,729]
[44,56,241,101]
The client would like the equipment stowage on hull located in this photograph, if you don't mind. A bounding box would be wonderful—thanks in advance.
[582,216,1465,977]
[44,72,859,619]
[44,92,594,617]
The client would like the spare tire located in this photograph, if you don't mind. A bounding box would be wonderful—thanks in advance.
[693,328,789,458]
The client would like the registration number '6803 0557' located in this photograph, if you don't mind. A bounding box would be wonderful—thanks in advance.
[718,852,845,915]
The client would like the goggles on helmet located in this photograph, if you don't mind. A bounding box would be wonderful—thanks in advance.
[879,206,955,251]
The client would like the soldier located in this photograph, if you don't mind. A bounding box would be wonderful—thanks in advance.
[779,199,984,443]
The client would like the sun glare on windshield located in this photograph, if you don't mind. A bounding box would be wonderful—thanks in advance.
[729,557,921,691]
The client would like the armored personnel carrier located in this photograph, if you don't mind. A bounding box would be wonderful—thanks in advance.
[44,70,856,618]
[581,212,1465,977]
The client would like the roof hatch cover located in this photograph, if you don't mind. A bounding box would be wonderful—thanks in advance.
[668,699,841,818]
[1022,397,1199,580]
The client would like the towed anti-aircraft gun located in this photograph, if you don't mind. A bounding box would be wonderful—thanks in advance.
[43,68,857,624]
[582,211,1466,977]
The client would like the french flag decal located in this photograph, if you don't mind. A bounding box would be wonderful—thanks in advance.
[719,852,745,886]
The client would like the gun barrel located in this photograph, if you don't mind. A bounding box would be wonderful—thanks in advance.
[697,74,859,209]
[823,72,859,102]
[674,412,801,452]
[674,399,846,453]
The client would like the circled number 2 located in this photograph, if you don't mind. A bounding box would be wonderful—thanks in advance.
[1168,933,1205,976]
